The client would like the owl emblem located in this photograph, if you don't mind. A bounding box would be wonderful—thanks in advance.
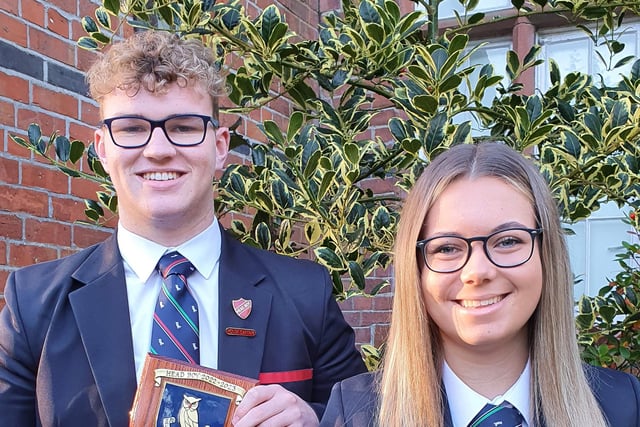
[178,394,201,427]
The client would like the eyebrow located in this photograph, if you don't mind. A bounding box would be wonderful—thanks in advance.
[423,221,533,238]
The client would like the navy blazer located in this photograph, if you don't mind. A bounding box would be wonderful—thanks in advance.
[320,366,640,426]
[0,228,366,427]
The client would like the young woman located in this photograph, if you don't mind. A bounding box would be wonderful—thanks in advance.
[320,143,640,426]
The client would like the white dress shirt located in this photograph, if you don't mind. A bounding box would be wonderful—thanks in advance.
[443,359,531,427]
[117,219,222,381]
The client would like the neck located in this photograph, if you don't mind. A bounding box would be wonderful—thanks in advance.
[119,211,216,247]
[443,337,529,399]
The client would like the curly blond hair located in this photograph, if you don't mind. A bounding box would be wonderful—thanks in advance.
[86,31,225,116]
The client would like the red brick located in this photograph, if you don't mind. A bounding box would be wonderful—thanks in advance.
[362,310,391,326]
[29,27,75,66]
[342,310,361,327]
[77,43,98,71]
[72,224,113,248]
[17,109,67,137]
[352,295,374,310]
[46,8,70,38]
[21,162,69,193]
[22,0,46,27]
[373,324,390,347]
[32,85,79,118]
[0,186,49,216]
[0,14,28,47]
[0,0,18,14]
[0,270,9,294]
[69,175,101,200]
[9,243,58,267]
[5,134,33,159]
[25,218,71,246]
[0,156,19,185]
[373,294,394,310]
[50,195,87,222]
[0,213,22,240]
[354,327,372,345]
[0,99,15,128]
[45,0,77,15]
[69,123,95,147]
[0,71,29,104]
[79,101,100,126]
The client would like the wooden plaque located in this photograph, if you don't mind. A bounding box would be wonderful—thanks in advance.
[130,354,258,427]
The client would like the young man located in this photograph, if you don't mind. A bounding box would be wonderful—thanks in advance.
[0,31,365,426]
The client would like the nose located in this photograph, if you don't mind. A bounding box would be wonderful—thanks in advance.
[459,241,496,285]
[142,127,176,158]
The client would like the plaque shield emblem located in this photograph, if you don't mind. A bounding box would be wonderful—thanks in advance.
[232,298,252,320]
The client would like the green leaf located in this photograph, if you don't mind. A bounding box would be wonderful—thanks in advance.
[359,1,381,24]
[95,7,112,29]
[314,247,346,269]
[506,50,520,80]
[103,0,120,15]
[271,180,293,209]
[261,120,285,145]
[54,135,70,161]
[69,140,85,164]
[364,23,384,45]
[424,112,447,153]
[287,112,304,142]
[349,261,366,290]
[318,170,337,200]
[260,5,281,44]
[344,143,360,164]
[609,101,628,128]
[81,16,98,33]
[255,222,272,250]
[27,123,42,146]
[77,37,99,50]
[467,12,484,25]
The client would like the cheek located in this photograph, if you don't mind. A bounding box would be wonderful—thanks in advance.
[420,267,450,304]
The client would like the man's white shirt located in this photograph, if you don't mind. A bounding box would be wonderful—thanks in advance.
[118,219,221,381]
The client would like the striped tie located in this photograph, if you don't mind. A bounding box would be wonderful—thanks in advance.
[468,400,524,427]
[150,251,200,364]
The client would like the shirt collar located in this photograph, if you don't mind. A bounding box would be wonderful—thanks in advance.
[117,218,222,282]
[443,359,531,427]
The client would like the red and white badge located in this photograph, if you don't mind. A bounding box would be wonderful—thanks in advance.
[232,298,252,320]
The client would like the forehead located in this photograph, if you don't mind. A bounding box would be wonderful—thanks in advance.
[100,83,212,118]
[424,176,535,235]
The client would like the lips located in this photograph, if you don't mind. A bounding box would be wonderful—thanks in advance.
[141,171,180,181]
[458,295,505,308]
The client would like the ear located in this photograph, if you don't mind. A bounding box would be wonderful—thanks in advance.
[214,126,230,171]
[94,127,110,174]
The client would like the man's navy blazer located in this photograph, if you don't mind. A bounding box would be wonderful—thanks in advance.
[319,367,640,426]
[0,228,366,426]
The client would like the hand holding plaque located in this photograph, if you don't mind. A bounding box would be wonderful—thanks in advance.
[130,354,258,427]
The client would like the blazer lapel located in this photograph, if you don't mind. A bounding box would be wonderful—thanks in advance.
[217,229,272,380]
[69,234,137,427]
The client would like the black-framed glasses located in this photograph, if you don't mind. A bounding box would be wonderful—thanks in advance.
[102,114,219,148]
[416,227,543,273]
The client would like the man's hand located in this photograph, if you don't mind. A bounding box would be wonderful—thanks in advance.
[232,384,319,427]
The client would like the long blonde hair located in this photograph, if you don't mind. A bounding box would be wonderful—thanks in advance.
[378,143,608,426]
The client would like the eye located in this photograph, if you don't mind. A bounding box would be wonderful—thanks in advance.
[427,238,466,258]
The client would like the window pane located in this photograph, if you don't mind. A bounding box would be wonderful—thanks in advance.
[429,0,513,19]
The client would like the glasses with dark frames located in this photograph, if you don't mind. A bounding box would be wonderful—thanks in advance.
[102,114,219,148]
[416,227,543,273]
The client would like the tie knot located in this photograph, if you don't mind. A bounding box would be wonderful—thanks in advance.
[469,400,524,427]
[158,251,196,279]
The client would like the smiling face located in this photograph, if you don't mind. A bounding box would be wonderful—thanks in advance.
[420,176,543,358]
[95,83,229,245]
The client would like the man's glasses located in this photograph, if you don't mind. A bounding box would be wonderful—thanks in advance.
[416,227,543,273]
[102,114,219,148]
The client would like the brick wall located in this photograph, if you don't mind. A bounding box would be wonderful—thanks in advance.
[0,0,416,349]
